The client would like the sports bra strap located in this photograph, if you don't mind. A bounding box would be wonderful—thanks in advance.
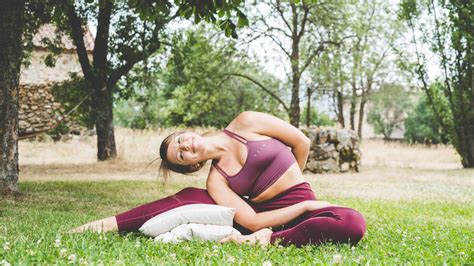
[212,160,229,178]
[223,128,247,144]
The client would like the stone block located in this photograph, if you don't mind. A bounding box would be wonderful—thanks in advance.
[19,120,30,129]
[304,128,361,174]
[318,130,328,144]
[321,157,339,172]
[340,162,350,172]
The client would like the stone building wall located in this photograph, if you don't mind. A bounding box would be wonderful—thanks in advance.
[19,83,63,135]
[302,127,361,173]
[20,50,84,85]
[18,50,82,136]
[18,24,94,137]
[19,51,91,136]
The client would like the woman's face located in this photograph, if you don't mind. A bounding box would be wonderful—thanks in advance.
[166,132,204,166]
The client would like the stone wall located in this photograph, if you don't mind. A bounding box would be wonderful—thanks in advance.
[302,128,361,173]
[20,50,84,85]
[19,49,89,137]
[19,83,63,135]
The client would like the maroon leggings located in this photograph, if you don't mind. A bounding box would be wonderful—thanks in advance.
[115,183,366,247]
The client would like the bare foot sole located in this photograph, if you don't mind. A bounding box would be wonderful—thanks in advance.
[220,228,272,246]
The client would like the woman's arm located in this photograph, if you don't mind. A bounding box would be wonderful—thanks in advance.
[207,172,332,231]
[233,111,310,170]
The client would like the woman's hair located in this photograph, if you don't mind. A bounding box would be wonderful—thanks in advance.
[159,132,206,184]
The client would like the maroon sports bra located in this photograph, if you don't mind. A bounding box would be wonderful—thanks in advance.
[212,129,297,198]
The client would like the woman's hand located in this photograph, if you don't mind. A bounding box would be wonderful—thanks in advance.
[304,200,339,211]
[219,228,273,246]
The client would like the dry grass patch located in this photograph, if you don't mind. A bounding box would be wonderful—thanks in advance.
[361,139,462,169]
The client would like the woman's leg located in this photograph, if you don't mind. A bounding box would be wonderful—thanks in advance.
[72,187,216,233]
[270,207,366,247]
[115,187,216,232]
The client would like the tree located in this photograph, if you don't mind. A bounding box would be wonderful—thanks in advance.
[239,0,343,127]
[367,84,412,140]
[116,28,284,128]
[404,91,449,144]
[400,0,474,167]
[0,0,25,195]
[154,30,279,127]
[31,0,248,160]
[309,1,403,138]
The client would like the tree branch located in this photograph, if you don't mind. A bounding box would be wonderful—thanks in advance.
[409,18,448,133]
[63,0,93,82]
[93,0,112,74]
[297,1,310,39]
[257,16,291,38]
[430,0,455,112]
[271,0,292,32]
[300,36,355,74]
[262,31,291,58]
[368,45,390,77]
[300,44,324,73]
[223,72,289,112]
[107,42,161,88]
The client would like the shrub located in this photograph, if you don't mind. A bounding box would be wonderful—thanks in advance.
[404,95,449,144]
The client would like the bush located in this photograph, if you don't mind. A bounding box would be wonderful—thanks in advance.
[404,95,449,144]
[301,106,336,127]
[367,84,412,139]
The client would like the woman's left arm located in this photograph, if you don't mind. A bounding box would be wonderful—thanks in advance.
[234,111,310,170]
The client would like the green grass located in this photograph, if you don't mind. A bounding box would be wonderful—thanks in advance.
[1,181,473,265]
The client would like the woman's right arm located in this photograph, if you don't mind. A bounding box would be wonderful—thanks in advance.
[206,172,333,231]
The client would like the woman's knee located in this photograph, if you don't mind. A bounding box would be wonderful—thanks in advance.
[337,208,366,244]
[174,187,215,204]
[176,187,201,195]
[303,208,366,245]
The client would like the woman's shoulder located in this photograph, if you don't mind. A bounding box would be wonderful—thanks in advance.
[226,111,259,132]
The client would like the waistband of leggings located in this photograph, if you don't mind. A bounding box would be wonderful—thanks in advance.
[272,182,312,199]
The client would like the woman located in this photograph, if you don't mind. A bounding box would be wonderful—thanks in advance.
[72,111,366,247]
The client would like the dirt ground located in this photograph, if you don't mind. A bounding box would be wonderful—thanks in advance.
[19,128,473,202]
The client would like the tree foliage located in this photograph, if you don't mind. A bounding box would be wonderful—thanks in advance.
[399,0,474,167]
[115,28,285,128]
[367,84,413,139]
[25,0,248,160]
[311,0,403,138]
[404,91,449,144]
[240,0,343,127]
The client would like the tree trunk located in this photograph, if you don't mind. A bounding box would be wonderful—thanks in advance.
[350,81,357,130]
[336,89,345,128]
[290,74,301,127]
[358,78,373,139]
[467,126,474,168]
[92,83,117,161]
[289,4,301,128]
[457,122,474,168]
[306,86,311,127]
[92,0,116,161]
[0,0,24,196]
[289,44,301,127]
[357,98,367,139]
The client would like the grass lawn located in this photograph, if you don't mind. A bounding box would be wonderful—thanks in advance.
[1,129,473,264]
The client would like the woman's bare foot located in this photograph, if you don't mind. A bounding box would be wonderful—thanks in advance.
[220,228,273,246]
[69,216,118,233]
